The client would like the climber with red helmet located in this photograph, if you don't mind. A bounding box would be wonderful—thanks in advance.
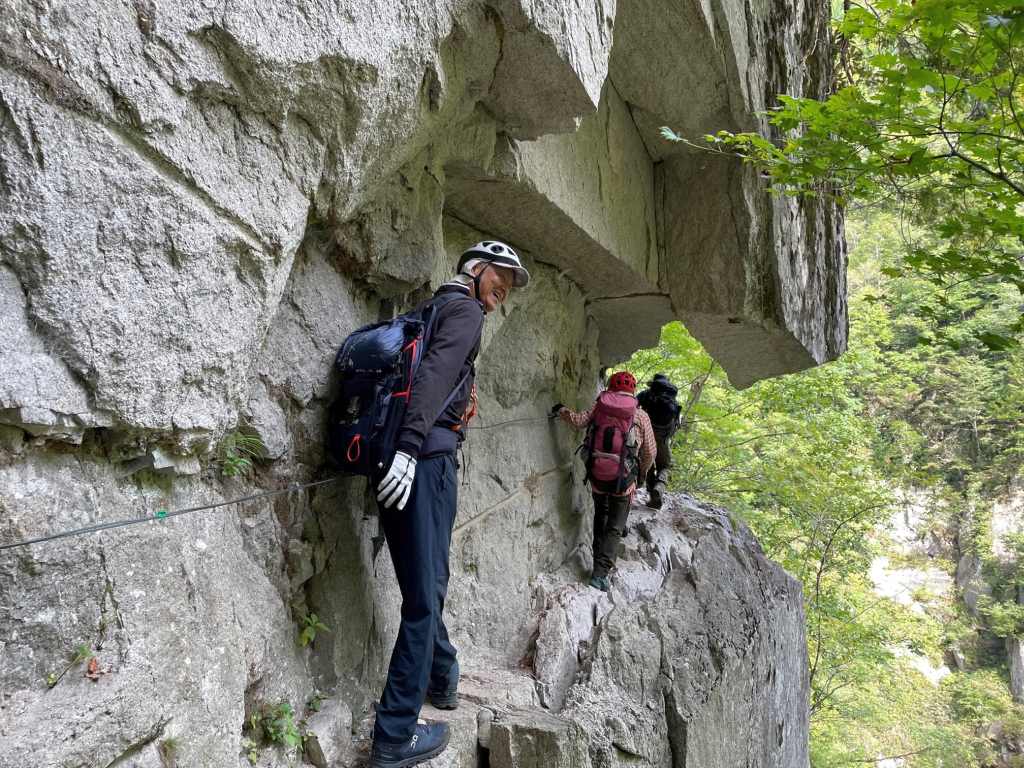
[551,370,656,592]
[370,240,529,768]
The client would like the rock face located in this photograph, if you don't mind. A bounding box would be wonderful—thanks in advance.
[176,494,809,768]
[552,498,809,768]
[0,0,836,765]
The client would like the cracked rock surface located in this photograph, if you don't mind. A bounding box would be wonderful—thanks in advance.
[287,492,808,768]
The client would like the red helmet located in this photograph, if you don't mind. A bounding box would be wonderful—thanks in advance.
[608,371,637,393]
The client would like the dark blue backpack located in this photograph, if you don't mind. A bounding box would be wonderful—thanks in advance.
[329,292,472,477]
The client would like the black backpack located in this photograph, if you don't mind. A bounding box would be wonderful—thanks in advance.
[641,379,681,429]
[329,293,472,476]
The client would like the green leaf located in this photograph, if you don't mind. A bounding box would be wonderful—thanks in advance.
[975,332,1019,351]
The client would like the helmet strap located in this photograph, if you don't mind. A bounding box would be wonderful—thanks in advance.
[471,262,491,307]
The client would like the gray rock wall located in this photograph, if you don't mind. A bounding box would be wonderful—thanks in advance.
[1,0,835,765]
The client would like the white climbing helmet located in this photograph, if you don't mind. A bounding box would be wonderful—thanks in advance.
[457,241,530,289]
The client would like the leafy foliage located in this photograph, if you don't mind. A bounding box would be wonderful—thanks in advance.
[216,434,267,478]
[979,530,1024,638]
[292,602,332,647]
[628,202,1024,763]
[663,0,1024,348]
[655,0,1024,759]
[248,701,307,760]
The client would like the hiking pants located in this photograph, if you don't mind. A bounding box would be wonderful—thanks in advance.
[646,426,674,492]
[374,452,459,745]
[591,490,632,579]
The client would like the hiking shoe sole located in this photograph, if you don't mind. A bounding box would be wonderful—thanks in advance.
[369,731,451,768]
[429,690,459,709]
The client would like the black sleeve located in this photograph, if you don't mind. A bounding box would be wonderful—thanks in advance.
[396,300,483,459]
[637,389,651,410]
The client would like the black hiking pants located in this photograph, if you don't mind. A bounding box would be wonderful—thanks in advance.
[646,426,675,492]
[591,490,632,579]
[374,452,459,745]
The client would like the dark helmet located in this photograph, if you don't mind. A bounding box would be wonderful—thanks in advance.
[648,372,679,395]
[457,241,530,288]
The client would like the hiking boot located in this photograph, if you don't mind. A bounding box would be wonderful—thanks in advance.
[600,577,612,592]
[649,485,663,510]
[588,575,609,592]
[427,683,459,710]
[370,722,451,768]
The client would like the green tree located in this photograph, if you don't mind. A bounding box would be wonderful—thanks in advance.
[629,202,1024,764]
[654,5,1024,755]
[663,0,1024,348]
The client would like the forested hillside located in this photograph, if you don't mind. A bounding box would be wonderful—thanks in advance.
[647,1,1024,761]
[629,207,1024,764]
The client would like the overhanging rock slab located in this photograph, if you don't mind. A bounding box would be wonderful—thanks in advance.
[445,82,665,366]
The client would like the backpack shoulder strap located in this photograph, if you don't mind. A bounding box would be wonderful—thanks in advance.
[419,291,480,422]
[423,290,480,346]
[435,365,474,422]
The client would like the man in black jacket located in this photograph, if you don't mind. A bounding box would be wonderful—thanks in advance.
[636,373,682,509]
[369,241,529,768]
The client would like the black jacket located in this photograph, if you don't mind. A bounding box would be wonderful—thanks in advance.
[395,285,483,459]
[637,387,682,432]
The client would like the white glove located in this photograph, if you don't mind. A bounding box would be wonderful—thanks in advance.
[377,451,417,510]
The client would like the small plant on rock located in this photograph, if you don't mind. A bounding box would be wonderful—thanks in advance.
[158,736,183,766]
[243,737,259,764]
[292,602,331,647]
[216,434,267,477]
[46,642,93,689]
[250,701,307,756]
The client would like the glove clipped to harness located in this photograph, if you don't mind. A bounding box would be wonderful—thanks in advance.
[550,403,565,418]
[377,451,417,510]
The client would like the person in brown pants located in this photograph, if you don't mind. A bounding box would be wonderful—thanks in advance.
[553,371,656,592]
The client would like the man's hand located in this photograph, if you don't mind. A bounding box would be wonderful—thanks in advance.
[377,451,417,510]
[550,403,564,418]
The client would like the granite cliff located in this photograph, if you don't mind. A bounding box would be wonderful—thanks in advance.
[0,0,843,765]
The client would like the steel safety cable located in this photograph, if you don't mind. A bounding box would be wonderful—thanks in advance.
[2,418,560,550]
[0,477,340,553]
[467,416,556,431]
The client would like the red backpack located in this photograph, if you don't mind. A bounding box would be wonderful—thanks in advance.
[580,390,641,495]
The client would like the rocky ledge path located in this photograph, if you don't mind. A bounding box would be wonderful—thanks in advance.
[302,492,808,768]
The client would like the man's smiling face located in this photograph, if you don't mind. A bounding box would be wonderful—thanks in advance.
[472,263,515,312]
